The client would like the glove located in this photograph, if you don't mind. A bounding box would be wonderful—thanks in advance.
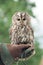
[7,43,35,60]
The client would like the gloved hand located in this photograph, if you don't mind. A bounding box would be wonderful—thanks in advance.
[7,43,34,61]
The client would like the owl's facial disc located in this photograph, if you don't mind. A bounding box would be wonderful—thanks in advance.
[16,12,26,21]
[15,12,27,26]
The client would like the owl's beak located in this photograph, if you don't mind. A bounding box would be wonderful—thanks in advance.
[20,21,25,26]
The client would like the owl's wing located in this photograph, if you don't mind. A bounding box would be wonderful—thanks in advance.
[29,26,34,44]
[9,26,18,44]
[9,27,12,41]
[27,25,34,44]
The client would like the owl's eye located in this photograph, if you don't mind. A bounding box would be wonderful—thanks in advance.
[17,19,20,21]
[23,18,26,21]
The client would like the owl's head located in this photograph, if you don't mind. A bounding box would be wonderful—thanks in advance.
[12,12,31,26]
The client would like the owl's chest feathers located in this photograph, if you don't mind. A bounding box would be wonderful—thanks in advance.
[15,25,29,35]
[12,25,33,43]
[13,25,29,43]
[13,25,30,41]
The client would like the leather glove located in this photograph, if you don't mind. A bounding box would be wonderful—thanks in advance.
[7,43,35,61]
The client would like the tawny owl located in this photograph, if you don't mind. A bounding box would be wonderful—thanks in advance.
[9,12,34,45]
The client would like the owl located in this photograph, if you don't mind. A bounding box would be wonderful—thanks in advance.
[9,12,34,45]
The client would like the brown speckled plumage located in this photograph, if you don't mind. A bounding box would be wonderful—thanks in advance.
[9,12,34,44]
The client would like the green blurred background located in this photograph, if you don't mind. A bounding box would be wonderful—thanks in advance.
[0,0,43,65]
